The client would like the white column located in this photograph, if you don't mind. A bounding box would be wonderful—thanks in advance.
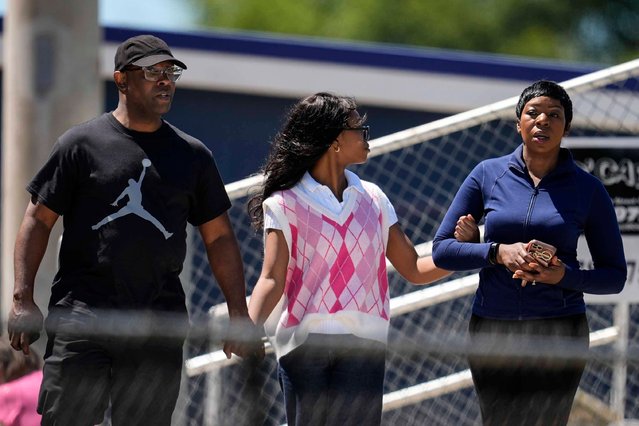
[611,302,629,421]
[1,0,102,336]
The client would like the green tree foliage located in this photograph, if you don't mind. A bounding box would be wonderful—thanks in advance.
[192,0,638,64]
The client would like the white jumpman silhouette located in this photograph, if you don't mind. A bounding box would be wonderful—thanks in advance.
[91,159,173,239]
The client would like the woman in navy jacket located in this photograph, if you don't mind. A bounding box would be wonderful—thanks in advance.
[432,80,626,426]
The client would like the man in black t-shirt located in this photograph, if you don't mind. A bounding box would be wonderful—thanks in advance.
[7,34,260,425]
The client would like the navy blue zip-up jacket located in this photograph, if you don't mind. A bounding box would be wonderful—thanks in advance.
[432,145,627,320]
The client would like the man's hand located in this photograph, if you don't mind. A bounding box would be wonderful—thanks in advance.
[8,298,44,355]
[223,315,265,361]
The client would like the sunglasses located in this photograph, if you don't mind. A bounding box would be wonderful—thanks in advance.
[342,126,370,142]
[125,65,184,82]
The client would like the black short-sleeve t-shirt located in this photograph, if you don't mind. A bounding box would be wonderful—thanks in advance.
[28,112,231,311]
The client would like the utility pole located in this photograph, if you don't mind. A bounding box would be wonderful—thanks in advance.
[1,0,101,338]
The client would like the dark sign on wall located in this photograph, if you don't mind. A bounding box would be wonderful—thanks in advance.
[569,139,639,234]
[566,137,639,303]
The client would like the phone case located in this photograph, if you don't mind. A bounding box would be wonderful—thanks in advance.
[526,240,557,267]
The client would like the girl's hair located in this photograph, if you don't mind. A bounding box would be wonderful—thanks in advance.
[247,92,363,230]
[515,80,573,130]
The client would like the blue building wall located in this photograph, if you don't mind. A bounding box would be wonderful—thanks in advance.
[105,82,448,183]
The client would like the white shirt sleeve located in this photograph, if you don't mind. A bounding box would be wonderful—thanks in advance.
[263,201,282,231]
[379,191,398,229]
[372,186,398,249]
[262,195,293,253]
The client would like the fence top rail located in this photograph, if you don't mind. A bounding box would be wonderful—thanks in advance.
[225,58,639,200]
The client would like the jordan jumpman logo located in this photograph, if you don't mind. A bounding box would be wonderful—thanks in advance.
[91,159,173,239]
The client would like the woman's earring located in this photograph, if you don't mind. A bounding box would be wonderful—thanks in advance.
[334,145,340,153]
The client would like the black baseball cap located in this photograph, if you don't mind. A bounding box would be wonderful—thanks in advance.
[114,34,187,71]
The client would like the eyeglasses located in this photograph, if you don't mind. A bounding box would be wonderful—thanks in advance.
[342,126,370,142]
[126,65,184,82]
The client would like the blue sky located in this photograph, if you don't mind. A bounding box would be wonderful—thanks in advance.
[0,0,199,31]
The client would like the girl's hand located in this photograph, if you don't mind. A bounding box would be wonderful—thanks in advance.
[454,214,480,243]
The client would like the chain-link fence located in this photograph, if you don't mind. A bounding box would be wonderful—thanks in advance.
[176,59,639,425]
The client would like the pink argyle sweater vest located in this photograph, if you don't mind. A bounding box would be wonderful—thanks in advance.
[263,183,390,359]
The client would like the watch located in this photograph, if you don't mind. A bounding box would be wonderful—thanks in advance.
[489,242,500,265]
